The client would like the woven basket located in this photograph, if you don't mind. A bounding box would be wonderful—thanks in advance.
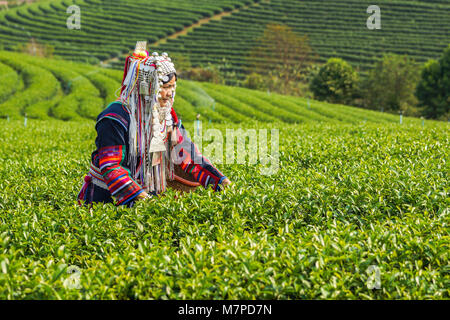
[167,165,201,193]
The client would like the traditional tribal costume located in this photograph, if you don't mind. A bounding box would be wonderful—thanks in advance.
[78,42,227,207]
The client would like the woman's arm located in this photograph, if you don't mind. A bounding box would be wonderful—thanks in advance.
[96,118,146,205]
[173,122,231,191]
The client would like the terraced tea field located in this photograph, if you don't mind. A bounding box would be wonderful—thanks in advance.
[0,0,256,64]
[0,120,448,299]
[155,0,450,82]
[0,52,448,299]
[0,0,448,84]
[0,51,429,126]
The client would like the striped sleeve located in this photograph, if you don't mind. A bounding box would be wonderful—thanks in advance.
[96,118,144,206]
[177,123,227,191]
[98,145,143,205]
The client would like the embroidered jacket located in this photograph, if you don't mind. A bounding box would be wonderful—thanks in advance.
[78,101,227,207]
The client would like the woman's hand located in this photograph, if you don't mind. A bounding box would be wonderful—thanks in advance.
[221,178,232,187]
[137,191,150,200]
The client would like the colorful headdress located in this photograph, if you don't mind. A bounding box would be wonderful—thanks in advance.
[118,41,178,194]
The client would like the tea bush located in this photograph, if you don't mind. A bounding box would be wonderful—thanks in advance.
[0,52,447,299]
[0,119,448,299]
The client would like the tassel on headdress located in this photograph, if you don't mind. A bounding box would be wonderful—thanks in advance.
[118,41,177,194]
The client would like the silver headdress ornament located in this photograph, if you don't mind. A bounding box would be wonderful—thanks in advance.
[119,41,178,194]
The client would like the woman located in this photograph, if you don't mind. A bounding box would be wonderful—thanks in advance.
[78,41,231,207]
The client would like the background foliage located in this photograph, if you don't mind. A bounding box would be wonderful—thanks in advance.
[362,54,421,116]
[416,45,450,120]
[310,58,359,106]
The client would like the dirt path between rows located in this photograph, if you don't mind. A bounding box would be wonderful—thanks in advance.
[100,1,264,67]
[152,5,250,47]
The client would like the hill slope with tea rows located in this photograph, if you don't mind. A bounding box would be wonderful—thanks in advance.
[0,51,429,126]
[0,0,258,64]
[0,0,448,83]
[154,0,450,82]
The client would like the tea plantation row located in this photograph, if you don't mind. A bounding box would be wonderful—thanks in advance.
[0,51,428,126]
[143,0,450,83]
[0,118,448,299]
[0,0,256,63]
[1,0,448,85]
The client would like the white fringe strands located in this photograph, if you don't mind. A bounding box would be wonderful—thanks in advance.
[119,41,177,194]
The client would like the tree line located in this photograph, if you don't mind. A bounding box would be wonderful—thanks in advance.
[240,24,449,120]
[178,24,448,121]
[309,49,449,121]
[14,23,448,121]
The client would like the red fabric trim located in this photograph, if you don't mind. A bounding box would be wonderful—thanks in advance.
[120,56,130,96]
[171,107,178,125]
[98,145,143,205]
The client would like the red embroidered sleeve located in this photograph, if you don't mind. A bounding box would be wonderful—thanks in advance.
[175,125,226,191]
[98,145,144,205]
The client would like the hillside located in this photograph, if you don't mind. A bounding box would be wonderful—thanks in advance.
[0,0,448,84]
[1,0,448,83]
[0,51,432,126]
[154,0,450,83]
[0,0,256,64]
